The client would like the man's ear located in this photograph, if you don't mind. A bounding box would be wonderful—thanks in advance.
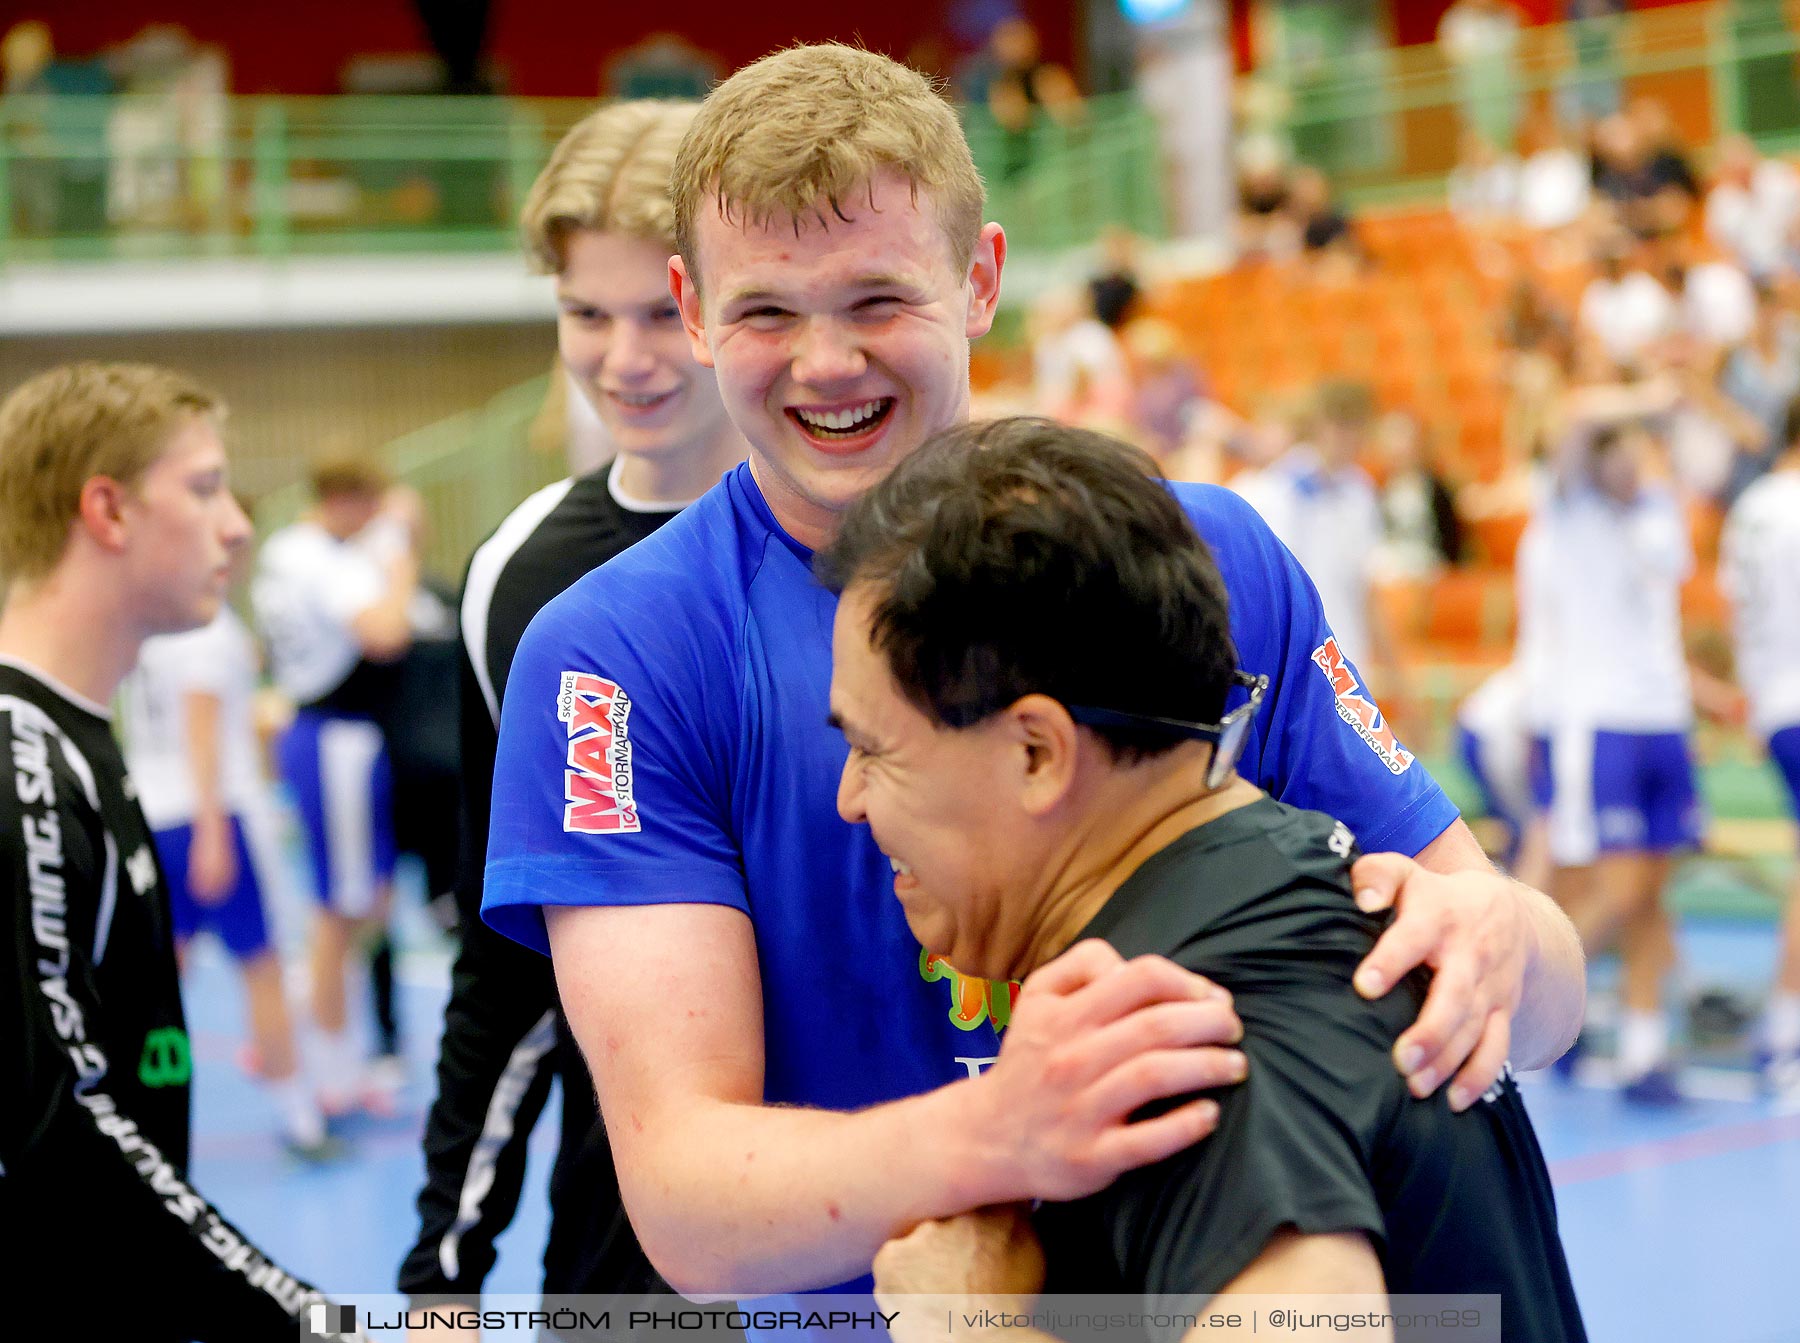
[669,255,715,368]
[966,222,1006,341]
[1008,693,1079,817]
[76,476,132,555]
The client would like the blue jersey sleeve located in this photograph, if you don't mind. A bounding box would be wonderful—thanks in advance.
[482,566,745,955]
[1176,483,1461,858]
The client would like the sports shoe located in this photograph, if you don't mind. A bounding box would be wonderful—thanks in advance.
[283,1131,348,1163]
[1760,1049,1800,1100]
[362,1053,408,1117]
[1620,1066,1684,1106]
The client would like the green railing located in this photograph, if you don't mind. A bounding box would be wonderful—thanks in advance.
[0,90,1163,267]
[7,4,1800,264]
[1261,0,1800,209]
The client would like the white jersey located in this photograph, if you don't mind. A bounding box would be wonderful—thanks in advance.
[119,608,267,830]
[252,520,385,704]
[1721,469,1800,735]
[1233,449,1383,666]
[1535,483,1693,732]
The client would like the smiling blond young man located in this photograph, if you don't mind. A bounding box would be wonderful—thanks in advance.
[0,362,350,1341]
[821,418,1585,1343]
[480,44,1584,1322]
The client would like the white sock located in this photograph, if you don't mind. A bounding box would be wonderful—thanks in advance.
[266,1072,326,1146]
[1766,992,1800,1056]
[1618,1011,1670,1081]
[313,1027,364,1099]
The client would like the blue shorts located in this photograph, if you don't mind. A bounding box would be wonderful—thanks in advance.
[1528,734,1554,812]
[1547,728,1704,864]
[278,709,397,917]
[1770,726,1800,839]
[153,816,272,959]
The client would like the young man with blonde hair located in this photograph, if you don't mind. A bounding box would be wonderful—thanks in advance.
[483,44,1585,1318]
[0,362,349,1339]
[401,99,749,1334]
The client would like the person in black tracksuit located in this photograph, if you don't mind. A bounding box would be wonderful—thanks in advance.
[0,362,354,1341]
[399,466,682,1314]
[397,99,747,1337]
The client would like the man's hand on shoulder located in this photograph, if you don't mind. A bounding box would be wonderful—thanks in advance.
[967,939,1245,1205]
[1348,825,1581,1109]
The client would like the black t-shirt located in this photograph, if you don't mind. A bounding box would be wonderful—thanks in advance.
[1033,797,1586,1343]
[0,660,326,1339]
[401,466,681,1310]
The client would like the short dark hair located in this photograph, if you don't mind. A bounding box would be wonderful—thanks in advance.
[815,418,1239,763]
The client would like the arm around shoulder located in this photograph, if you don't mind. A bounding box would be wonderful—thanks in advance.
[1356,820,1584,1089]
[547,905,1244,1297]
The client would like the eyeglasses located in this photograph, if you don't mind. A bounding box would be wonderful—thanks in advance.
[1066,670,1269,790]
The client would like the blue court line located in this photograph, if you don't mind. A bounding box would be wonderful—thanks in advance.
[1549,1110,1800,1184]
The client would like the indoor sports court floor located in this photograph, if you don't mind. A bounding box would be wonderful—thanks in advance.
[183,906,1798,1343]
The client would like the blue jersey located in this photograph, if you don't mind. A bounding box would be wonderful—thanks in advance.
[484,454,1457,1123]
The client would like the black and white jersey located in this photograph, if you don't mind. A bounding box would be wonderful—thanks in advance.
[0,659,326,1340]
[400,462,682,1305]
[1034,797,1587,1343]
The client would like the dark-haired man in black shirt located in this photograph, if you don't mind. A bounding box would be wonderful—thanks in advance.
[816,418,1585,1343]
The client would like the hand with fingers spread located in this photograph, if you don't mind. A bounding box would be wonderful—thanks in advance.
[1348,852,1529,1111]
[967,938,1246,1204]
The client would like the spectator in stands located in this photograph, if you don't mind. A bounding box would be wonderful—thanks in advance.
[1121,317,1206,463]
[1439,0,1525,150]
[1591,110,1689,240]
[1029,287,1131,429]
[1232,72,1294,179]
[1561,0,1626,130]
[1516,107,1594,253]
[1285,165,1365,278]
[1705,134,1800,281]
[1631,98,1701,205]
[2,19,113,235]
[1655,233,1757,352]
[1087,226,1142,331]
[1719,403,1800,1100]
[1447,129,1521,233]
[1719,281,1800,499]
[1654,333,1764,505]
[1234,144,1295,261]
[1374,410,1464,578]
[1499,275,1576,481]
[1503,271,1578,364]
[985,17,1082,182]
[1579,235,1676,364]
[1232,381,1399,693]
